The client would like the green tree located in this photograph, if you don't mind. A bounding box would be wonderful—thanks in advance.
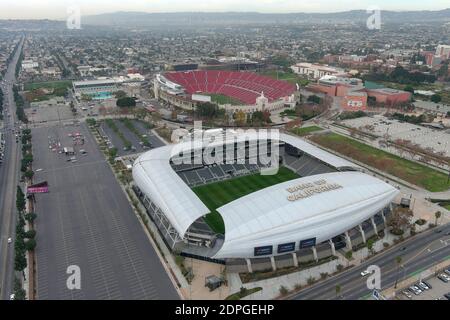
[367,238,375,254]
[24,229,36,239]
[13,277,26,300]
[430,94,441,103]
[307,95,322,104]
[14,251,27,272]
[24,212,37,223]
[116,97,136,108]
[16,186,26,213]
[114,90,127,99]
[404,85,414,93]
[25,238,37,251]
[435,211,442,226]
[24,169,34,179]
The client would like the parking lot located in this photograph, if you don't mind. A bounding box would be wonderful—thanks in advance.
[32,123,178,299]
[99,118,165,157]
[25,102,74,124]
[341,115,450,157]
[399,268,450,300]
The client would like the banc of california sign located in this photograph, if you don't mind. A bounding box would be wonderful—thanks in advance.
[286,179,343,201]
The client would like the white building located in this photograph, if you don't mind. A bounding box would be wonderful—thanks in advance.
[291,62,340,79]
[435,45,450,60]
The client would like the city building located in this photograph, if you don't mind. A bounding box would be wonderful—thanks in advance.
[435,44,450,60]
[308,75,411,109]
[72,79,118,99]
[291,63,340,79]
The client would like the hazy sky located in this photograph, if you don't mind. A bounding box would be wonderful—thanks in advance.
[1,0,449,19]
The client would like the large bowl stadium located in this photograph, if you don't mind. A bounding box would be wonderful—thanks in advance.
[153,70,298,113]
[132,130,399,272]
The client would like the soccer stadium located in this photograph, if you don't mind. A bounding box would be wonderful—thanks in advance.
[153,70,298,113]
[132,130,399,273]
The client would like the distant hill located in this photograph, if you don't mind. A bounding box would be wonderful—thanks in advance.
[81,9,450,27]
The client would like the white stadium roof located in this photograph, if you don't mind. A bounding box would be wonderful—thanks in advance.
[214,171,398,259]
[132,132,393,259]
[133,132,361,238]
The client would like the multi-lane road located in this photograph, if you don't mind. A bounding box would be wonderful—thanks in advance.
[0,38,24,300]
[290,223,450,300]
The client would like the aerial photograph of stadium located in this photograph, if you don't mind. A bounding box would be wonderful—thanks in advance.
[1,0,450,313]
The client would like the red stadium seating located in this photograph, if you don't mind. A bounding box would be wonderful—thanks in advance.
[164,70,296,105]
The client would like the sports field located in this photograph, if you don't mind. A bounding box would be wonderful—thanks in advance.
[261,70,309,86]
[192,166,299,234]
[205,93,243,105]
[24,80,72,91]
[310,132,450,192]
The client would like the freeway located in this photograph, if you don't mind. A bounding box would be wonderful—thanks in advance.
[289,223,450,300]
[0,37,24,300]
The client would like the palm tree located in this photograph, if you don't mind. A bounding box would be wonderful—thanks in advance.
[394,256,402,288]
[435,211,442,226]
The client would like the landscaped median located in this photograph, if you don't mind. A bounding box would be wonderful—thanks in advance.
[308,132,450,192]
[290,125,323,137]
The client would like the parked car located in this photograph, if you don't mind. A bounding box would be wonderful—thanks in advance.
[444,293,450,300]
[417,282,429,291]
[409,286,422,295]
[422,280,432,289]
[438,274,449,283]
[402,291,412,299]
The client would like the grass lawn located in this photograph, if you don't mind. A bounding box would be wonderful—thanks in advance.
[310,133,450,192]
[261,70,309,86]
[192,167,299,234]
[24,80,72,91]
[203,93,243,106]
[291,126,323,136]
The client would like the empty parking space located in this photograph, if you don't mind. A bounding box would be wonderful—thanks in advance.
[32,123,178,300]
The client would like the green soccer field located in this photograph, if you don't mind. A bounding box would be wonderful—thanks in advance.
[192,166,299,234]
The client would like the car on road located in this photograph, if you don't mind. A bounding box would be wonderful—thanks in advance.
[7,237,12,244]
[360,269,372,277]
[9,294,15,300]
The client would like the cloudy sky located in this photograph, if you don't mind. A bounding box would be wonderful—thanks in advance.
[0,0,449,19]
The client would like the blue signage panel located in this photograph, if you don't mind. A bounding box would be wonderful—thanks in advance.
[254,245,273,256]
[299,238,316,249]
[277,242,296,254]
